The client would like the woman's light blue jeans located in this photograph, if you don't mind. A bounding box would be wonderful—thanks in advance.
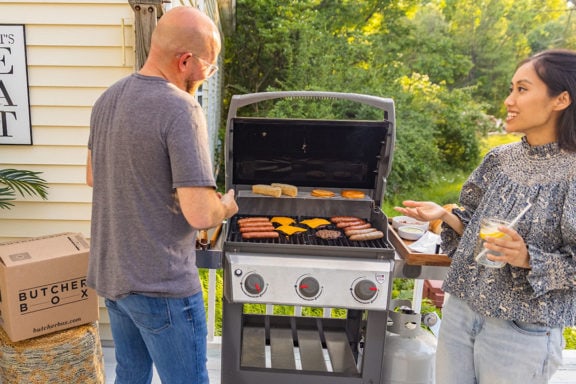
[105,292,209,384]
[436,295,563,384]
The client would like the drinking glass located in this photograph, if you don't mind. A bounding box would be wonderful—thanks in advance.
[475,218,510,268]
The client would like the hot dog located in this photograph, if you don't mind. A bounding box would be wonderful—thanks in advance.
[241,231,280,239]
[237,217,270,224]
[336,220,366,228]
[349,231,384,241]
[342,223,371,231]
[239,221,273,228]
[239,225,275,233]
[331,216,363,223]
[345,227,377,236]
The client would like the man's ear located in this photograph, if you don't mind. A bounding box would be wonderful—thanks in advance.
[554,91,572,111]
[177,53,190,71]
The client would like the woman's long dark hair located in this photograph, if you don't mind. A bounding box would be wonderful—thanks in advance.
[520,49,576,152]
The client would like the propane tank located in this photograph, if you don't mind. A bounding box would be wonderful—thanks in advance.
[382,299,437,384]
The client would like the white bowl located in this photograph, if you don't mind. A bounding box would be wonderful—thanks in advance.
[397,225,426,241]
[392,216,429,231]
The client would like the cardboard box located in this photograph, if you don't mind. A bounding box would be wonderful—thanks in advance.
[0,233,99,342]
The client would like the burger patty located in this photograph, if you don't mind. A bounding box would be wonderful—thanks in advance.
[315,229,342,240]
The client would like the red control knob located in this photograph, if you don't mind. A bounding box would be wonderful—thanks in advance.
[353,279,378,301]
[298,276,320,298]
[244,273,265,296]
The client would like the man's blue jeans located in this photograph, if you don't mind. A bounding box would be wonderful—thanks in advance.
[436,295,563,384]
[105,292,209,384]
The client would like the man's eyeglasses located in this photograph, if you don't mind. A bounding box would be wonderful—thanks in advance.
[188,52,219,79]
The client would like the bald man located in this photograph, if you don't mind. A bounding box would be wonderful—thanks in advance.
[86,6,237,384]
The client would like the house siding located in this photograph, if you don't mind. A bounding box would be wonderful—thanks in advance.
[1,0,225,342]
[1,0,222,242]
[0,0,134,243]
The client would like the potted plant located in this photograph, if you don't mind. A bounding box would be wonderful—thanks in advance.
[0,169,48,209]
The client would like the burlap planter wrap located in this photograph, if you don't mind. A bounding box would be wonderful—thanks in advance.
[0,322,105,383]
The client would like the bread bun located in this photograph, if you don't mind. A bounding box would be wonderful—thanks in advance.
[252,184,282,197]
[271,183,298,197]
[429,219,443,234]
[311,189,335,198]
[430,203,460,234]
[443,203,460,212]
[341,190,365,199]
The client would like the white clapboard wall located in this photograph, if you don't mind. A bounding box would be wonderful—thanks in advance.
[0,0,224,342]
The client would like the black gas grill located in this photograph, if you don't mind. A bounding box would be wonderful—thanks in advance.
[221,91,396,384]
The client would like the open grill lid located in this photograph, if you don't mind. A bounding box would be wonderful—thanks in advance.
[224,92,395,206]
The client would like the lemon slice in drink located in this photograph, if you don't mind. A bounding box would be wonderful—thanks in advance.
[479,228,506,240]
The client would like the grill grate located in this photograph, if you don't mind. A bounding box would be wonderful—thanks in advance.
[227,215,392,250]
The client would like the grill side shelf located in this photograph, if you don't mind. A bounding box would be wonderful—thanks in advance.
[387,225,451,266]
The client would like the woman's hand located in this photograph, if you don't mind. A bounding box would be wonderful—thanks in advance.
[483,226,531,269]
[394,200,447,222]
[395,200,465,236]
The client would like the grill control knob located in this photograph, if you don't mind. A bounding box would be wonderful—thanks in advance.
[243,273,265,296]
[353,279,378,302]
[297,276,320,299]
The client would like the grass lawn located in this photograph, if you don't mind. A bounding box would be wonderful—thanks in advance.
[383,132,522,215]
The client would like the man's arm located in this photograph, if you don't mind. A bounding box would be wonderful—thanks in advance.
[86,150,93,187]
[177,186,238,230]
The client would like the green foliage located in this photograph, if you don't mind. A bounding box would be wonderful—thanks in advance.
[384,74,486,196]
[383,173,464,216]
[400,3,473,86]
[565,327,576,349]
[382,133,522,213]
[392,279,441,321]
[0,169,49,209]
[223,0,576,195]
[481,133,522,156]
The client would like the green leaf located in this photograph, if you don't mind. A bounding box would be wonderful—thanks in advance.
[0,169,49,209]
[0,186,16,209]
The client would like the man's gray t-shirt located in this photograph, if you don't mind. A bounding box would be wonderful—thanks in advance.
[87,73,216,300]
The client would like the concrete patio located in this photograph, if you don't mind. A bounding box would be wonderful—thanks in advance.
[102,341,576,384]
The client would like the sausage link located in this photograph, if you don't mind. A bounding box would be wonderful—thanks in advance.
[349,231,384,241]
[241,231,280,239]
[345,227,377,236]
[331,216,363,223]
[336,220,366,228]
[239,221,273,228]
[343,223,371,231]
[237,217,270,224]
[239,225,275,233]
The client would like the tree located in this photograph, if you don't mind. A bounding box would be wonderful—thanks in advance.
[222,0,574,195]
[395,3,473,87]
[0,169,49,209]
[439,0,574,114]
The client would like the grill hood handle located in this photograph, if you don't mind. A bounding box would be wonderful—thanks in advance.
[226,91,395,124]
